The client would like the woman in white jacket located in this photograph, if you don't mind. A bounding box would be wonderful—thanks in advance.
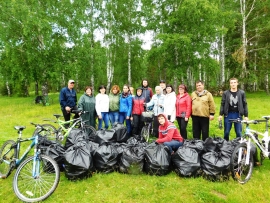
[163,84,176,122]
[95,85,109,130]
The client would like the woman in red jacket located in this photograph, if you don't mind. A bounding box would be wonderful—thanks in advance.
[156,114,184,154]
[175,84,191,139]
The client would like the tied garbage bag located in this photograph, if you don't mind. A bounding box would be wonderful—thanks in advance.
[93,143,119,173]
[94,129,116,145]
[119,145,145,174]
[65,129,88,149]
[143,143,171,176]
[183,139,204,155]
[64,141,93,180]
[172,146,201,177]
[45,143,66,171]
[111,123,128,143]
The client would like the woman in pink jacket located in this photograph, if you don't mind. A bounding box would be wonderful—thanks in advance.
[175,84,192,139]
[156,114,184,154]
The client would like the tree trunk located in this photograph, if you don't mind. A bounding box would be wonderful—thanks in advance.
[6,81,11,96]
[266,73,269,95]
[35,81,39,96]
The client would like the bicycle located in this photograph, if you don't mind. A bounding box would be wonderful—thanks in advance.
[33,95,53,106]
[230,116,270,184]
[0,123,60,202]
[39,110,97,142]
[140,110,154,142]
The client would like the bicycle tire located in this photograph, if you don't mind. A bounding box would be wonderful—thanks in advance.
[32,124,57,141]
[13,155,60,202]
[82,125,97,141]
[0,140,16,178]
[141,126,150,142]
[230,142,253,184]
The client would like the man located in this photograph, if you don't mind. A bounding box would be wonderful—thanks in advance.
[141,79,153,103]
[191,80,215,141]
[159,79,167,95]
[218,78,248,141]
[59,79,78,127]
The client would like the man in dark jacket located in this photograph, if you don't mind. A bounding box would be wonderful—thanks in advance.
[59,79,78,127]
[218,78,248,141]
[141,79,153,103]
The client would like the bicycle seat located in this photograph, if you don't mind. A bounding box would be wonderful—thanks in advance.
[14,126,26,131]
[53,114,62,119]
[263,116,270,120]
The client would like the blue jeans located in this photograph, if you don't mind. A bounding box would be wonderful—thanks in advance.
[109,111,119,126]
[119,112,131,134]
[224,112,242,141]
[163,140,183,154]
[98,112,109,130]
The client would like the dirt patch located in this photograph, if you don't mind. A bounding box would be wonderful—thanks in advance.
[211,190,227,200]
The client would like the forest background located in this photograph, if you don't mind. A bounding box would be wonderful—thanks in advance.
[0,0,270,97]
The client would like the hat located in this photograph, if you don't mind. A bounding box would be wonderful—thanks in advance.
[68,80,75,83]
[160,79,166,84]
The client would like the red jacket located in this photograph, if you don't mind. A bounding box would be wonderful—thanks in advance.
[175,93,192,118]
[132,95,145,115]
[156,114,184,143]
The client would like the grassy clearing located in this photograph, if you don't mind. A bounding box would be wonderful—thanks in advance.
[0,92,270,203]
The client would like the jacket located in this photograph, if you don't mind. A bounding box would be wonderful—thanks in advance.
[142,87,153,103]
[77,93,96,128]
[146,93,165,116]
[132,95,145,115]
[119,93,133,116]
[191,90,215,117]
[175,93,192,118]
[219,89,248,117]
[156,114,184,143]
[59,87,77,109]
[109,93,120,112]
[163,91,176,122]
[95,93,109,116]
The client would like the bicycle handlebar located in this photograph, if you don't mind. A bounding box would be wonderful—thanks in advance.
[30,122,49,131]
[71,110,89,114]
[229,119,266,124]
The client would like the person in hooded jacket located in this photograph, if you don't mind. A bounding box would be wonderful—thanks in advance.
[130,87,145,135]
[77,86,96,128]
[175,84,192,139]
[141,79,153,103]
[163,84,176,122]
[119,84,133,136]
[146,86,165,138]
[156,113,184,154]
[191,80,215,141]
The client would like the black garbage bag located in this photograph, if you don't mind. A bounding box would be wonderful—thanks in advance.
[112,142,128,156]
[94,129,116,145]
[38,136,58,154]
[93,143,119,173]
[119,145,145,174]
[88,141,99,155]
[45,143,66,171]
[183,139,205,155]
[65,129,88,149]
[143,143,171,176]
[64,141,93,181]
[111,123,128,143]
[172,145,201,177]
[204,137,226,153]
[201,151,230,181]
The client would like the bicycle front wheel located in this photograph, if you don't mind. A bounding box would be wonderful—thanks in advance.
[0,140,16,178]
[141,126,150,142]
[230,142,253,184]
[13,155,60,202]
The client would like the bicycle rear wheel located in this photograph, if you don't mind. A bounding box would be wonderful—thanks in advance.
[13,155,60,202]
[141,126,150,142]
[0,140,16,178]
[82,125,97,141]
[33,124,57,141]
[230,142,253,184]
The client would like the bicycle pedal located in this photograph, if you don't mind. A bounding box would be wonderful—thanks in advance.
[235,172,240,179]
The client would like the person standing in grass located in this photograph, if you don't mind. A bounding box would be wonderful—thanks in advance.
[108,85,120,126]
[191,80,215,141]
[159,79,167,95]
[95,85,110,130]
[141,79,153,103]
[163,84,176,123]
[175,84,192,139]
[218,78,248,141]
[77,86,96,128]
[59,79,78,127]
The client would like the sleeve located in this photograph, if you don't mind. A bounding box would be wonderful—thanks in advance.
[146,96,155,108]
[59,88,66,108]
[186,95,192,118]
[95,94,101,116]
[149,88,153,99]
[156,127,174,143]
[127,96,133,117]
[77,95,84,111]
[242,91,248,117]
[166,95,176,116]
[219,91,226,116]
[208,93,216,115]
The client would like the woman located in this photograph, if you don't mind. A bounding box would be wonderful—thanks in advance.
[130,87,145,135]
[175,84,191,139]
[146,86,165,137]
[108,85,120,126]
[95,85,109,130]
[77,86,96,128]
[156,113,184,154]
[119,84,133,136]
[163,84,176,122]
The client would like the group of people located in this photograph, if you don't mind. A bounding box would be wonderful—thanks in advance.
[59,77,248,154]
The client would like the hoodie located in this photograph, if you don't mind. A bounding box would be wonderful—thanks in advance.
[156,114,184,144]
[132,87,145,115]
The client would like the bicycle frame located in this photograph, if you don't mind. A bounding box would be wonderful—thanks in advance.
[56,117,82,137]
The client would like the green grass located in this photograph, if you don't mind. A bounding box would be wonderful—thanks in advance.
[0,92,270,203]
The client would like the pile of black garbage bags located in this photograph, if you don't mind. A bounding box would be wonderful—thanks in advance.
[39,123,245,181]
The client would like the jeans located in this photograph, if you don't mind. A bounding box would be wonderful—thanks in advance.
[224,112,242,141]
[98,112,109,130]
[109,111,119,126]
[119,112,131,134]
[163,140,183,154]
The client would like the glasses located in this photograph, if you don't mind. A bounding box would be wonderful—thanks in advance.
[70,82,75,84]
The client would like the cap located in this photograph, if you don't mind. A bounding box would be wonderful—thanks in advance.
[160,79,166,84]
[68,80,75,84]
